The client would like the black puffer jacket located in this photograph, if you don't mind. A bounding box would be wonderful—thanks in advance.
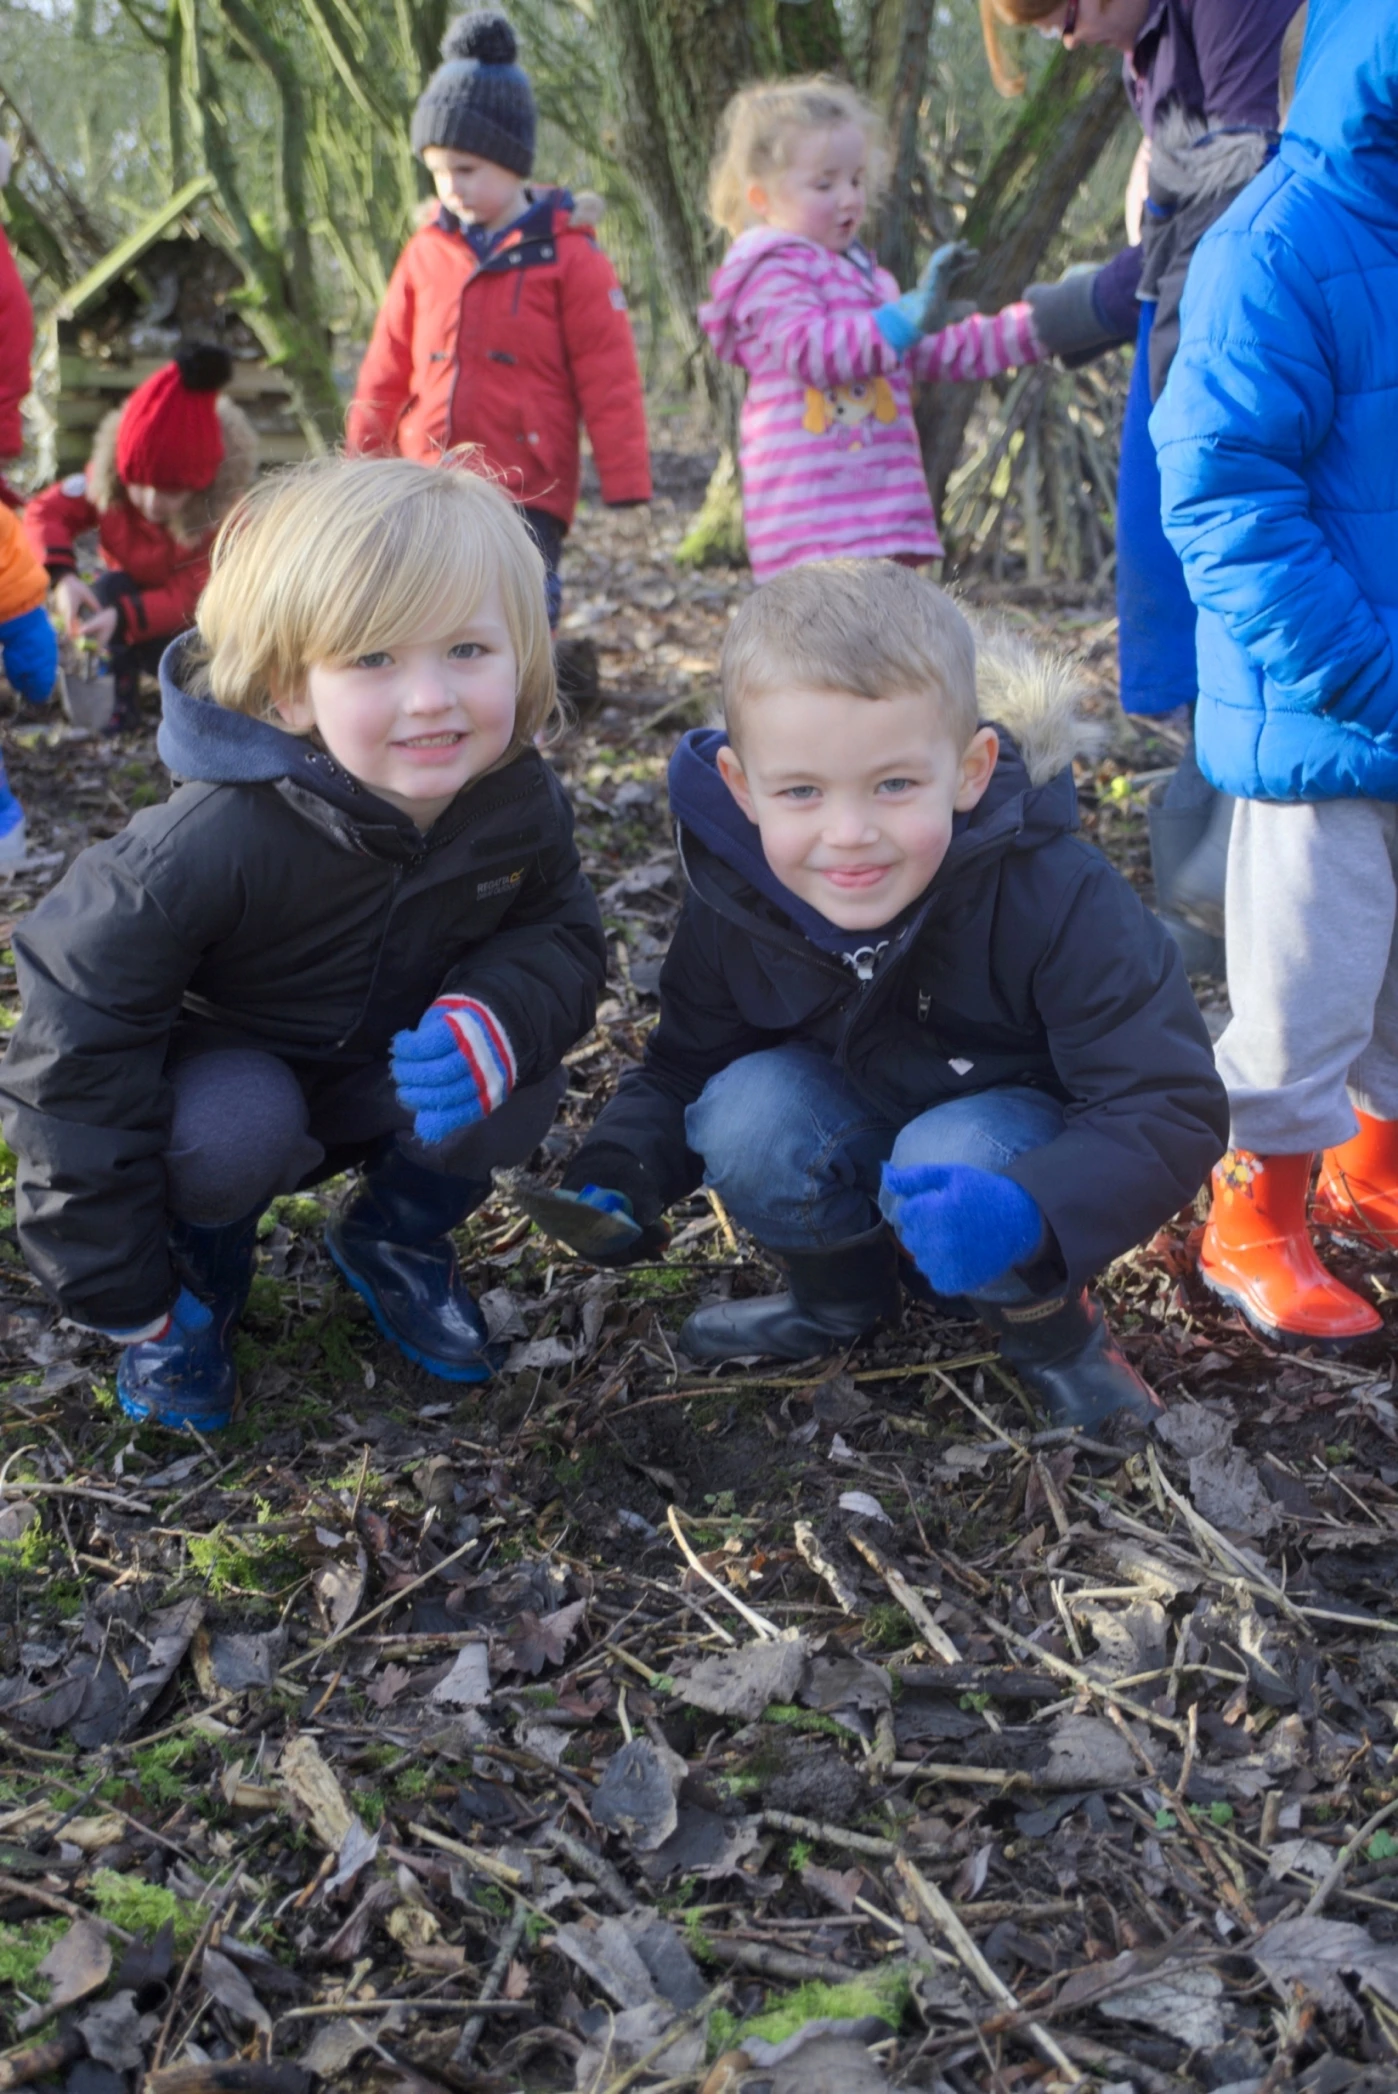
[0,640,606,1328]
[569,638,1228,1291]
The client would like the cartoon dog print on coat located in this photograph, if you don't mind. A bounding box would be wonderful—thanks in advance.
[802,377,899,448]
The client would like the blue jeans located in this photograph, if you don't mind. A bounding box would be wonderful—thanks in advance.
[685,1044,1066,1302]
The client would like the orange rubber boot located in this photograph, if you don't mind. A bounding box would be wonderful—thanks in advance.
[1315,1111,1398,1251]
[1199,1148,1382,1346]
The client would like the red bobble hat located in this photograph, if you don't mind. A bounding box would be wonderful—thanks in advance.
[115,343,233,492]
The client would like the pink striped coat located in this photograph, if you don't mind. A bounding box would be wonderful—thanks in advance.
[699,229,1043,582]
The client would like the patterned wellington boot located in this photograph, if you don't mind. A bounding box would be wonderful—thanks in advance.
[1199,1148,1382,1347]
[325,1145,501,1382]
[117,1210,263,1429]
[1314,1111,1398,1253]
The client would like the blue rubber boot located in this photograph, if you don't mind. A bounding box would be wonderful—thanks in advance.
[325,1146,500,1382]
[0,769,26,869]
[117,1211,262,1430]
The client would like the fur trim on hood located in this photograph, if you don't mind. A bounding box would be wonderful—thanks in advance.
[972,618,1107,786]
[1149,103,1277,209]
[88,393,258,534]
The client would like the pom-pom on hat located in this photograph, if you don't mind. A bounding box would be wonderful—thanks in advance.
[116,342,232,493]
[410,11,536,176]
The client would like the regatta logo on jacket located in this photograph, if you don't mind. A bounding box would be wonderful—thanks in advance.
[475,868,527,899]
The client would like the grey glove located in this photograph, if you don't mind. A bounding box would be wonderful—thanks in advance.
[1023,265,1124,363]
[917,240,981,338]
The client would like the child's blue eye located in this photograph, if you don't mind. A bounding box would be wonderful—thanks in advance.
[353,651,392,670]
[782,785,820,801]
[877,777,916,795]
[448,641,485,659]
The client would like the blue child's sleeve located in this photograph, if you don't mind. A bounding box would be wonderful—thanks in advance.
[1151,220,1395,739]
[0,604,57,705]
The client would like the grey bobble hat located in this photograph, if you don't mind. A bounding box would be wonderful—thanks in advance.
[411,11,536,175]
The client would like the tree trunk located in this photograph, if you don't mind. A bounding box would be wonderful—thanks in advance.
[592,0,789,561]
[776,0,846,73]
[915,43,1127,513]
[179,0,342,447]
[864,0,936,290]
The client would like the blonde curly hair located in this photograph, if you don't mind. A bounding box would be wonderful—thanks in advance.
[708,75,887,239]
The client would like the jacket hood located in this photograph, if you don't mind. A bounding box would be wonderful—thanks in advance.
[669,623,1097,955]
[158,636,372,798]
[1283,0,1398,223]
[701,229,864,359]
[89,393,257,534]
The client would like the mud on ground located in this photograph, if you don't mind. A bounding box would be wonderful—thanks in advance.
[0,459,1395,2094]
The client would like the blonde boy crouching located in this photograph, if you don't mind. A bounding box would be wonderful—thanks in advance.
[0,458,606,1429]
[521,561,1227,1428]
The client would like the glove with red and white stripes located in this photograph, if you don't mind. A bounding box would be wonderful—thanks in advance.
[391,996,517,1147]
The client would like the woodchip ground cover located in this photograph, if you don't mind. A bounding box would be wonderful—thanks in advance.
[0,457,1394,2094]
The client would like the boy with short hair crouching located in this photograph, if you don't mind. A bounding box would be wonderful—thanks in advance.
[521,562,1227,1428]
[0,457,606,1430]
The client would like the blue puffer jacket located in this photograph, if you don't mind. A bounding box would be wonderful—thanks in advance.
[1150,0,1398,802]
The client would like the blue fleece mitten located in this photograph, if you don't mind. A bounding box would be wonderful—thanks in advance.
[98,1284,212,1345]
[391,995,517,1147]
[0,605,58,706]
[874,240,980,354]
[880,1161,1043,1297]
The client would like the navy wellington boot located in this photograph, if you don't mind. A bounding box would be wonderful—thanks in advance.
[679,1225,900,1363]
[117,1210,262,1430]
[978,1291,1162,1430]
[325,1146,501,1382]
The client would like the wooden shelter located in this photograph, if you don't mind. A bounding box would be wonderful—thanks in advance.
[43,175,312,478]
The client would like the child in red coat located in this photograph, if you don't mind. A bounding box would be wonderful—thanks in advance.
[347,10,651,624]
[25,345,256,727]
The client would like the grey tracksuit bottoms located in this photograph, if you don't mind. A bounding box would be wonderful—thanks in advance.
[1218,796,1398,1153]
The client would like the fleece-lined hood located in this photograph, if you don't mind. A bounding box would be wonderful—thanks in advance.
[1284,0,1398,224]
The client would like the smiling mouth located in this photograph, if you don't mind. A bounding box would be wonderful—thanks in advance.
[396,731,466,749]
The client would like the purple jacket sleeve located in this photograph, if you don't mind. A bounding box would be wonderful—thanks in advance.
[1092,245,1145,341]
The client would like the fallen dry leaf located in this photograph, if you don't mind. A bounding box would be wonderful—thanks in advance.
[504,1597,587,1675]
[280,1732,355,1849]
[16,1917,111,2031]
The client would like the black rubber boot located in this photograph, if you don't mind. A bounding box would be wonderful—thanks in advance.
[978,1291,1162,1430]
[116,1209,263,1431]
[679,1224,900,1364]
[325,1146,501,1383]
[1169,788,1235,939]
[1147,785,1226,974]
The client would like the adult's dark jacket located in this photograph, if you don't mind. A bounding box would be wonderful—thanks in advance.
[569,635,1228,1292]
[0,638,606,1330]
[1084,0,1296,397]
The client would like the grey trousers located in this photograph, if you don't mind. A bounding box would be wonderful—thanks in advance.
[165,1048,567,1227]
[1219,796,1398,1152]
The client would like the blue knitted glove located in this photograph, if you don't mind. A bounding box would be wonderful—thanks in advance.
[98,1285,212,1345]
[391,995,517,1147]
[873,240,980,354]
[0,605,58,706]
[880,1161,1043,1297]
